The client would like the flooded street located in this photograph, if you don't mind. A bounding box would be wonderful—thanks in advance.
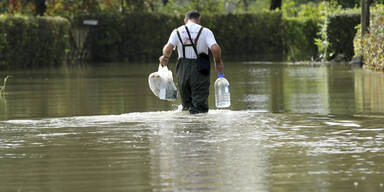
[0,62,383,191]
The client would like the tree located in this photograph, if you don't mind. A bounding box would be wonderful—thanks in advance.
[325,0,360,8]
[123,0,160,12]
[0,0,9,13]
[242,0,249,11]
[8,0,46,15]
[270,0,282,10]
[83,0,98,12]
[241,0,258,12]
[361,0,373,35]
[34,0,46,16]
[125,0,145,12]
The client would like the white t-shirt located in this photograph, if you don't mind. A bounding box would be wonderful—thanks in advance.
[167,21,217,59]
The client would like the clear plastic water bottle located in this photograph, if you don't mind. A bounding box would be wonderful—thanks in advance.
[215,72,231,108]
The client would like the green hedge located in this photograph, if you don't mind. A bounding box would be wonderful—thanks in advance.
[74,11,287,62]
[317,11,360,61]
[0,12,322,66]
[327,12,360,60]
[0,15,70,69]
[282,17,319,61]
[325,0,360,8]
[206,12,284,61]
[0,12,340,66]
[354,6,384,71]
[73,12,181,62]
[0,11,371,66]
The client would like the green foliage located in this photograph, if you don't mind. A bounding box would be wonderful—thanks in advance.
[73,11,122,62]
[326,11,360,60]
[0,16,9,68]
[0,1,9,14]
[75,11,286,62]
[278,0,322,61]
[354,5,384,71]
[353,24,362,57]
[5,0,331,16]
[206,11,284,60]
[314,1,341,60]
[315,1,360,61]
[46,0,87,18]
[282,17,319,61]
[158,0,225,14]
[3,0,369,66]
[0,15,70,69]
[281,0,325,18]
[324,0,360,8]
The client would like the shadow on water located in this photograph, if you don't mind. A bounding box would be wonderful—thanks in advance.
[1,62,384,191]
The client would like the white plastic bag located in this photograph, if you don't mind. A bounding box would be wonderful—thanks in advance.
[148,64,177,101]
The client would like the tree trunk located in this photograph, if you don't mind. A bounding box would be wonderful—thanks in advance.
[83,0,98,13]
[149,0,155,11]
[270,0,282,10]
[361,0,372,36]
[243,0,249,12]
[121,0,124,13]
[34,0,46,16]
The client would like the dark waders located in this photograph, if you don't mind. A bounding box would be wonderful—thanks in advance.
[176,27,210,114]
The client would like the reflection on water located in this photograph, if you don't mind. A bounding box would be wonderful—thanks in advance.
[0,63,383,119]
[354,69,384,114]
[0,62,384,192]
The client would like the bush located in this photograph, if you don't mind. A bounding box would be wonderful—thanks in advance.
[73,11,124,62]
[74,11,285,63]
[282,17,319,61]
[73,12,181,62]
[354,5,384,71]
[316,10,360,61]
[0,15,70,69]
[0,16,9,68]
[327,12,360,60]
[205,11,284,61]
[0,11,322,66]
[325,0,360,8]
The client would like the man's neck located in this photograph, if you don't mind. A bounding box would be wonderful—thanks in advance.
[187,19,198,24]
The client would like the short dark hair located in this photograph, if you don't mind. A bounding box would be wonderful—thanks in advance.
[185,10,200,20]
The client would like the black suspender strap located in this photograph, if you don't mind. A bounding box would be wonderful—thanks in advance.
[176,25,204,58]
[185,26,204,57]
[196,26,204,46]
[176,29,185,58]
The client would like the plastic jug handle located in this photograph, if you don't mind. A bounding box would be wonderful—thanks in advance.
[217,72,225,78]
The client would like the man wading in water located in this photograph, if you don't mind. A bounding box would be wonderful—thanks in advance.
[159,10,225,114]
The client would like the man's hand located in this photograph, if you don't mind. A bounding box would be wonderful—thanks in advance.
[159,43,174,67]
[159,55,169,66]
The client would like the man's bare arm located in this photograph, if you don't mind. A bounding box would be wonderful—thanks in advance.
[159,43,174,66]
[211,44,224,73]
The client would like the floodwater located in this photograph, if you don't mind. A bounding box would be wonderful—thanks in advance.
[0,62,384,192]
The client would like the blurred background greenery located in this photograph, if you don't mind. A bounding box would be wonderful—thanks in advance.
[0,0,377,16]
[0,0,383,70]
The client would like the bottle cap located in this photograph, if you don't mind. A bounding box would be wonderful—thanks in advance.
[217,72,224,78]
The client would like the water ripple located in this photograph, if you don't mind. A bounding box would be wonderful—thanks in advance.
[1,111,384,191]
